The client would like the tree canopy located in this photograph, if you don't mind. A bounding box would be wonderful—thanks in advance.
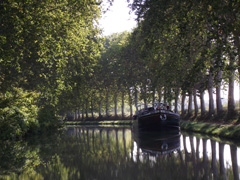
[1,0,240,139]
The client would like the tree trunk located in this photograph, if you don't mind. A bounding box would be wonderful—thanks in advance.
[128,89,133,118]
[193,89,198,116]
[163,87,167,104]
[99,99,102,118]
[78,108,81,120]
[82,103,84,120]
[181,92,186,116]
[72,111,75,120]
[77,109,79,120]
[85,101,88,119]
[208,72,215,115]
[135,87,138,111]
[143,85,147,108]
[152,88,156,106]
[200,91,206,116]
[215,70,223,114]
[188,92,193,115]
[174,88,179,113]
[114,92,118,117]
[158,87,162,103]
[91,100,94,118]
[73,109,77,121]
[121,91,125,118]
[228,62,235,113]
[167,87,172,107]
[106,89,109,117]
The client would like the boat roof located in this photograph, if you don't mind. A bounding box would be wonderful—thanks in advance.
[137,102,168,108]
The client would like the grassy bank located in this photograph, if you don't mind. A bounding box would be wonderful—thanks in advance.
[180,121,240,140]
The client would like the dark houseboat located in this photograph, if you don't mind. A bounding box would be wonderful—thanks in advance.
[133,103,180,131]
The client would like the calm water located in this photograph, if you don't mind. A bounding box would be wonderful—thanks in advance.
[0,126,240,180]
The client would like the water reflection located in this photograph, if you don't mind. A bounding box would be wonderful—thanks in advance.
[0,127,240,180]
[134,129,180,156]
[180,133,240,180]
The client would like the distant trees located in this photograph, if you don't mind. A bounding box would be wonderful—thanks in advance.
[121,0,240,119]
[56,0,240,121]
[96,32,130,119]
[78,0,240,121]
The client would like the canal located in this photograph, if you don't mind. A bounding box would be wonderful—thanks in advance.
[0,126,239,180]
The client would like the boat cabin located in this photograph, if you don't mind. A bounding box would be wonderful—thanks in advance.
[135,103,171,116]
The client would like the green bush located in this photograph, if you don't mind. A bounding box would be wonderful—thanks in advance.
[37,105,59,132]
[0,88,40,140]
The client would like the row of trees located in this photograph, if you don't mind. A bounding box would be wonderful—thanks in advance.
[127,0,240,118]
[71,0,240,121]
[0,0,106,138]
[2,0,240,134]
[67,32,133,120]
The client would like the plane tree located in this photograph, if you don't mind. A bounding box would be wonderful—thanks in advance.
[0,0,103,135]
[128,0,240,119]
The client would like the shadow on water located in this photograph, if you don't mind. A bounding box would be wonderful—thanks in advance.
[0,126,240,180]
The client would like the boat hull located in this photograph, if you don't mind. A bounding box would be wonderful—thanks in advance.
[137,111,180,131]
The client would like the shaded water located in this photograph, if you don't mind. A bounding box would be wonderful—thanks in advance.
[0,126,240,180]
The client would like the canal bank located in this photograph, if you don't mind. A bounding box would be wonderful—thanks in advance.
[65,120,240,140]
[64,120,133,126]
[180,120,240,140]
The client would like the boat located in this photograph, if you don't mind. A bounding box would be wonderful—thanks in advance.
[133,103,180,131]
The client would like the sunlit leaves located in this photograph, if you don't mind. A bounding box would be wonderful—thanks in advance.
[0,0,103,104]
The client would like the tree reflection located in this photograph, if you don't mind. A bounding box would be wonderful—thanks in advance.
[1,128,240,180]
[230,144,239,180]
[211,140,218,180]
[219,142,227,180]
[181,133,240,180]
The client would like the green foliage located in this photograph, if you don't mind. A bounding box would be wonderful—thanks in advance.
[37,105,59,132]
[0,0,105,135]
[0,0,102,92]
[0,88,39,140]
